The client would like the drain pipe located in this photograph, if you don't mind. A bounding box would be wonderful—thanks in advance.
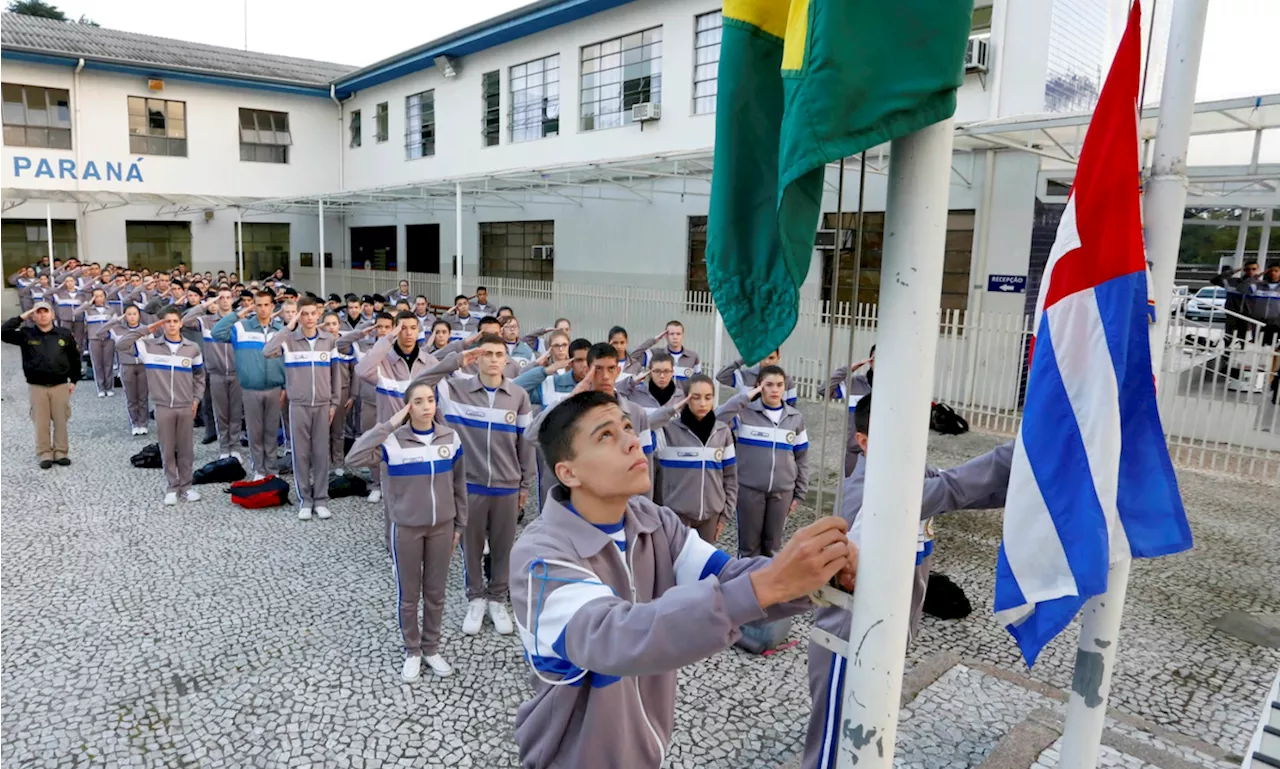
[72,58,86,262]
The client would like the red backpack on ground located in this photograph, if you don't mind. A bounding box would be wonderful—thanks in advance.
[228,475,291,509]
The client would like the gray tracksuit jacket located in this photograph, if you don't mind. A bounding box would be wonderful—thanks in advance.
[263,328,342,409]
[446,312,480,340]
[826,366,873,472]
[510,489,811,769]
[73,302,113,334]
[814,442,1013,647]
[630,337,703,388]
[716,391,810,501]
[346,419,469,529]
[655,417,738,526]
[182,309,237,377]
[99,317,147,362]
[354,335,436,421]
[51,287,84,324]
[716,358,798,405]
[115,329,207,408]
[419,351,536,495]
[1244,280,1280,323]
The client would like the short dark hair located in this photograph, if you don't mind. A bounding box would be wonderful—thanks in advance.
[587,342,618,365]
[648,350,674,368]
[253,290,274,301]
[454,294,468,303]
[375,311,396,323]
[665,320,684,330]
[394,310,418,324]
[476,286,487,293]
[432,319,451,332]
[608,325,628,341]
[500,315,518,327]
[555,317,570,327]
[854,392,872,435]
[159,306,183,320]
[297,297,320,310]
[758,364,787,383]
[475,332,504,348]
[497,305,514,315]
[478,315,500,329]
[1244,259,1260,267]
[569,338,593,357]
[344,293,360,303]
[415,294,428,302]
[541,391,621,469]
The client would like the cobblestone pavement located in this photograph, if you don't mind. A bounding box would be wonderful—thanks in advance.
[2,350,1277,768]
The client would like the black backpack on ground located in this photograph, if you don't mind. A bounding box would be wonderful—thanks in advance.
[924,573,972,620]
[129,443,162,469]
[193,456,247,485]
[929,403,970,435]
[328,473,369,499]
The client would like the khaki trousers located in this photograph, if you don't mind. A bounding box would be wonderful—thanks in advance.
[29,383,71,461]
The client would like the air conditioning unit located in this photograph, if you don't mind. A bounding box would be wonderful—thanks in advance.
[965,33,990,73]
[814,229,854,249]
[631,102,661,123]
[531,245,555,261]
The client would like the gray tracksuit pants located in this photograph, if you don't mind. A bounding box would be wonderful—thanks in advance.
[200,386,217,441]
[155,405,194,494]
[288,403,330,507]
[243,388,282,478]
[330,399,348,467]
[737,487,790,558]
[462,493,519,602]
[120,363,149,429]
[89,338,115,394]
[360,399,381,486]
[391,520,455,656]
[209,373,244,457]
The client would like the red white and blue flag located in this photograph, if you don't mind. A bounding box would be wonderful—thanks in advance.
[993,0,1192,667]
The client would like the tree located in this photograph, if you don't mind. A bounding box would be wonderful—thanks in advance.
[6,0,66,19]
[5,0,98,25]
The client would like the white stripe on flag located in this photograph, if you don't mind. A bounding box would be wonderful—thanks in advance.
[1000,437,1075,611]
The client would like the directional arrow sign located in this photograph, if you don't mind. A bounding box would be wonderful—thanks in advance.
[987,274,1027,294]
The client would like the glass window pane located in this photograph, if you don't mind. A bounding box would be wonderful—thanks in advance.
[4,125,26,145]
[623,33,642,50]
[643,27,662,44]
[167,101,184,120]
[240,109,256,129]
[129,113,147,135]
[25,127,48,147]
[601,39,620,55]
[171,138,188,157]
[127,96,145,116]
[25,88,48,126]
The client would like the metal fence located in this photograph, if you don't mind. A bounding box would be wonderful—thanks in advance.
[295,267,1280,483]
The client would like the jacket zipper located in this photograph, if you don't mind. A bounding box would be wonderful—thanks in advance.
[428,435,438,526]
[619,540,665,764]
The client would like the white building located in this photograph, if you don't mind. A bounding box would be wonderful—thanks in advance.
[5,0,1270,320]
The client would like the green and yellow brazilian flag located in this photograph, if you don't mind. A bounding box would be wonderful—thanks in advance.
[706,0,973,364]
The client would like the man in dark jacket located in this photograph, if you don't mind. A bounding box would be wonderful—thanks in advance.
[2,301,82,468]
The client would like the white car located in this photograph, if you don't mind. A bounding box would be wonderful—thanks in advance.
[1184,286,1226,322]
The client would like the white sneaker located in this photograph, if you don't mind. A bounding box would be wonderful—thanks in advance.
[106,390,115,397]
[298,507,313,521]
[163,492,178,506]
[423,654,452,678]
[184,489,201,502]
[401,655,421,683]
[131,426,142,436]
[252,473,265,482]
[97,392,105,398]
[230,452,243,464]
[140,427,149,435]
[483,539,491,556]
[367,489,382,504]
[334,467,345,477]
[462,598,486,635]
[220,453,230,460]
[315,506,332,520]
[488,601,514,635]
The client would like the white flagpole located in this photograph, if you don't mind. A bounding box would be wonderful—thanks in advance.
[1058,1,1207,765]
[836,117,956,769]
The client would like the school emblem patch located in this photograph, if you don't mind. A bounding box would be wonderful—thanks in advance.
[785,431,796,444]
[438,446,450,458]
[319,352,329,362]
[714,448,724,462]
[504,411,517,424]
[181,359,191,367]
[682,367,692,378]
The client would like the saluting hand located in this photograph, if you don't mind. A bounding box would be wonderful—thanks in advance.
[850,358,872,372]
[747,384,763,400]
[461,348,485,368]
[147,320,165,333]
[670,394,691,413]
[570,375,593,396]
[393,402,412,425]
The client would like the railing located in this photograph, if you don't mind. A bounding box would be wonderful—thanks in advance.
[294,267,1280,483]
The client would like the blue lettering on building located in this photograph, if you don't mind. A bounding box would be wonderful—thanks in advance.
[12,156,144,183]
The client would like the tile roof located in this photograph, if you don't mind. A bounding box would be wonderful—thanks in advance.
[0,13,355,86]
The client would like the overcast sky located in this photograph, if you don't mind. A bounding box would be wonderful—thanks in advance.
[36,0,1280,102]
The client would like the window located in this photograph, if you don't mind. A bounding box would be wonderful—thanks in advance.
[818,210,975,313]
[375,102,389,142]
[971,5,993,32]
[125,221,192,273]
[299,252,333,269]
[580,27,662,131]
[406,223,441,274]
[127,96,186,157]
[482,71,501,147]
[351,226,397,270]
[349,109,362,148]
[241,223,291,279]
[2,83,72,149]
[405,91,435,159]
[692,12,722,114]
[239,108,291,163]
[480,221,554,281]
[687,215,708,293]
[511,54,560,143]
[1,219,76,278]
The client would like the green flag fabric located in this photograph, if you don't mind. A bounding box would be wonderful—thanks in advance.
[707,0,972,365]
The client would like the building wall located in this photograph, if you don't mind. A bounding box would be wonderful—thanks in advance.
[0,61,340,198]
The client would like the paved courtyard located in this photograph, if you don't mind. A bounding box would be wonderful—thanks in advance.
[2,345,1277,768]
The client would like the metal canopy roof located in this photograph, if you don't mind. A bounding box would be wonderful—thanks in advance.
[1,188,260,216]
